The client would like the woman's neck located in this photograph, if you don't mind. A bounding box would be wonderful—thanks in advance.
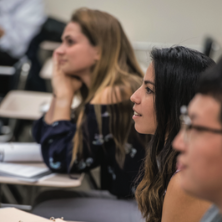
[74,68,91,89]
[81,73,91,88]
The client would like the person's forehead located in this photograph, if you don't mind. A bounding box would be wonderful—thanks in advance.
[144,62,154,82]
[62,22,82,38]
[188,94,221,124]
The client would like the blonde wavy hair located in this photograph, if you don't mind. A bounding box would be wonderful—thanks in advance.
[70,8,144,168]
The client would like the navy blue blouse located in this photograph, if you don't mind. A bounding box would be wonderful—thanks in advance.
[33,103,146,198]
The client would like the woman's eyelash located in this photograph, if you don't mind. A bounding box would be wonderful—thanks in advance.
[66,39,74,45]
[146,87,153,94]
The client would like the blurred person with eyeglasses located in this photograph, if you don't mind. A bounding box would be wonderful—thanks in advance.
[173,58,222,222]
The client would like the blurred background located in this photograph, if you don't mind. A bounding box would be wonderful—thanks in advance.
[45,0,222,46]
[0,0,221,209]
[44,0,222,69]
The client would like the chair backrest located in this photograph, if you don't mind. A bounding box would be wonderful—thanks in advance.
[202,37,222,62]
[0,56,31,97]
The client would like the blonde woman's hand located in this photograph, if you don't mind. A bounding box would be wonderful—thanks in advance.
[52,52,82,100]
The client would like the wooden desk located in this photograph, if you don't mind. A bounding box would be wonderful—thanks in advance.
[0,207,79,222]
[0,91,52,120]
[0,90,80,120]
[0,163,84,188]
[0,163,84,212]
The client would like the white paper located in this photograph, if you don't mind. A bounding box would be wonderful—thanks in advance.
[0,143,43,162]
[0,163,49,178]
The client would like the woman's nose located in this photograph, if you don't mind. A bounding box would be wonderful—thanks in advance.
[130,88,141,104]
[55,44,65,54]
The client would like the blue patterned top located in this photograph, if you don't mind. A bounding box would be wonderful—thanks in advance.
[32,103,146,198]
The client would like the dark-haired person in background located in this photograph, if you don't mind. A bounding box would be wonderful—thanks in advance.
[130,46,215,222]
[173,58,222,222]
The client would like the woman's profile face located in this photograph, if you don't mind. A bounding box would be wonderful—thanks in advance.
[55,22,99,77]
[130,63,157,134]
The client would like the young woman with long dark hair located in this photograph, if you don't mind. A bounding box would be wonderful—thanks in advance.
[131,46,215,222]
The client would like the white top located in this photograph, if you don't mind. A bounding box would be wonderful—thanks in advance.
[0,0,47,58]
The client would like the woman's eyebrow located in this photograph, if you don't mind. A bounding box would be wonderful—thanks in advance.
[61,35,72,41]
[144,80,155,86]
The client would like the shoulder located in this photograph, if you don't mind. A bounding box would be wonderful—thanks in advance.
[90,86,132,105]
[161,172,211,222]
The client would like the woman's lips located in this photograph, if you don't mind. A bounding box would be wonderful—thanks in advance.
[132,110,142,119]
[58,59,67,65]
[177,160,187,171]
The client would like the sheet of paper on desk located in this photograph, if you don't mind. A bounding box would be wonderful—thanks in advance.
[0,162,50,179]
[0,142,43,162]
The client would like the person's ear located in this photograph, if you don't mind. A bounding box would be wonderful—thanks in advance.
[93,47,101,61]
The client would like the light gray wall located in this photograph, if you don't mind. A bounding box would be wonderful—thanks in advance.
[44,0,222,46]
[44,0,222,68]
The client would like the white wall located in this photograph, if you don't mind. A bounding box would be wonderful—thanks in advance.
[44,0,222,46]
[44,0,222,68]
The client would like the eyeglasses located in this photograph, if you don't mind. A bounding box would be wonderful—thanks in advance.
[180,105,222,142]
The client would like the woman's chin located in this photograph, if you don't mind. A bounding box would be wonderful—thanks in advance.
[134,125,146,134]
[134,124,154,135]
[62,68,76,76]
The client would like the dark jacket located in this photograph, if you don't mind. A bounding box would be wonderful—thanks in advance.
[33,103,146,198]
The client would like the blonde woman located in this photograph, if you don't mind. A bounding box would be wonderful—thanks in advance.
[32,8,146,222]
